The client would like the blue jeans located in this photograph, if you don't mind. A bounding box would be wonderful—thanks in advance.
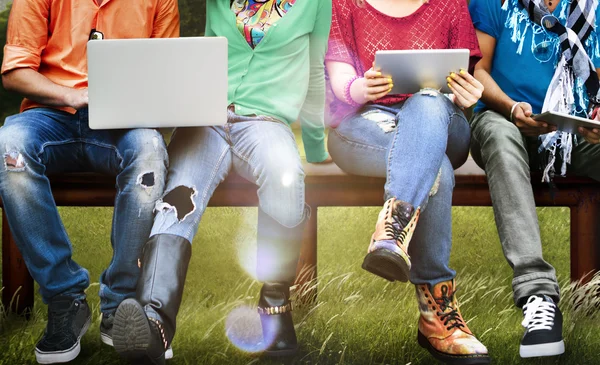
[328,92,470,286]
[151,116,307,283]
[0,108,168,314]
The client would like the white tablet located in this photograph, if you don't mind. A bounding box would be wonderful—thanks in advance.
[532,111,600,135]
[374,49,470,95]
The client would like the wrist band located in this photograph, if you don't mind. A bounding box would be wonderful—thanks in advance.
[510,101,521,122]
[343,75,362,107]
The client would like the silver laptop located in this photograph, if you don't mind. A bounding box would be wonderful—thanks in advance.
[374,49,469,95]
[87,37,228,129]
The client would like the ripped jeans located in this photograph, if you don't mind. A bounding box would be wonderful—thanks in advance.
[328,92,470,286]
[150,116,307,283]
[0,107,168,314]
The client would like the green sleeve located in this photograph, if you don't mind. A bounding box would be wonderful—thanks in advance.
[204,1,216,37]
[298,0,331,163]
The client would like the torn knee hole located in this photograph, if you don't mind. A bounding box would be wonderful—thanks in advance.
[4,151,25,170]
[161,186,196,221]
[137,172,155,188]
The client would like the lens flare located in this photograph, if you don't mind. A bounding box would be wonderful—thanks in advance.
[281,172,294,187]
[225,305,274,353]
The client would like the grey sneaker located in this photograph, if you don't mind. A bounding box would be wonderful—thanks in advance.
[100,313,114,346]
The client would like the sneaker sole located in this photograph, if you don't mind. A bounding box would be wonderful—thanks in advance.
[35,315,91,364]
[520,340,565,358]
[417,331,491,365]
[100,332,113,347]
[362,248,410,282]
[113,299,163,365]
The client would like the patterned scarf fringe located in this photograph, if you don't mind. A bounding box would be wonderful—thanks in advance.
[503,0,599,182]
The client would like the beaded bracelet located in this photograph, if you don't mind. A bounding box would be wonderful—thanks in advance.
[343,75,362,107]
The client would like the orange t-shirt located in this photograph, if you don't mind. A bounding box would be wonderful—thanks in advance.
[1,0,180,114]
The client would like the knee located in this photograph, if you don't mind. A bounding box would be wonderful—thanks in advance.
[260,165,306,228]
[472,112,522,149]
[0,125,38,174]
[123,130,168,183]
[405,91,450,115]
[155,185,198,222]
[472,112,527,162]
[127,130,168,165]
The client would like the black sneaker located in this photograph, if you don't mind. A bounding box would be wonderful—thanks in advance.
[520,295,565,358]
[100,313,114,346]
[35,295,91,364]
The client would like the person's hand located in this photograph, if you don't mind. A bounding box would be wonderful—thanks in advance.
[591,106,600,120]
[64,88,89,110]
[447,69,484,109]
[310,154,334,165]
[511,102,556,137]
[578,127,600,144]
[358,67,393,102]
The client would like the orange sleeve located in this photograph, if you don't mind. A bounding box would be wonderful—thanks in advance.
[151,0,180,39]
[1,0,50,75]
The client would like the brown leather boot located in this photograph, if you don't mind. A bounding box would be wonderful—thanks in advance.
[416,280,490,364]
[362,197,420,282]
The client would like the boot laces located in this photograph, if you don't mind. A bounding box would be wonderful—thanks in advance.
[436,285,465,331]
[384,205,410,242]
[522,295,555,331]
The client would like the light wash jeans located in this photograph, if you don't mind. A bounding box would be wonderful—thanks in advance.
[328,92,470,286]
[0,107,168,314]
[150,113,307,283]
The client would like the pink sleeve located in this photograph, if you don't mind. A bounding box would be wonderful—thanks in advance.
[325,0,357,67]
[448,0,482,73]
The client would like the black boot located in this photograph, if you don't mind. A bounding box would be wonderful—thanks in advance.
[259,282,298,357]
[256,209,305,357]
[113,234,191,365]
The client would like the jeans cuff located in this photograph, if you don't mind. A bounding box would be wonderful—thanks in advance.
[512,273,560,307]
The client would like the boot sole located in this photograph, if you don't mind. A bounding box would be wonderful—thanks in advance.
[113,299,163,365]
[264,345,299,357]
[418,331,491,365]
[362,248,410,282]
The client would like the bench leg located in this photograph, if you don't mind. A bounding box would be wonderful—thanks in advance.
[570,199,600,283]
[295,207,317,303]
[2,211,35,315]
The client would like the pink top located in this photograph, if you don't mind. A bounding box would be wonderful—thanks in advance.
[326,0,482,127]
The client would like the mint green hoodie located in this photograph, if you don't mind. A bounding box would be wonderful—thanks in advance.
[205,0,331,162]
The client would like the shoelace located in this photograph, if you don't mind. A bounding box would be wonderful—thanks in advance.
[44,305,77,345]
[522,295,556,332]
[436,285,465,331]
[384,205,410,242]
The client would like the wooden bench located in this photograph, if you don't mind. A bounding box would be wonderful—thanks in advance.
[2,158,600,314]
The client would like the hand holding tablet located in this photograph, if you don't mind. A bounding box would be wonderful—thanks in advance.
[533,111,600,143]
[373,49,470,94]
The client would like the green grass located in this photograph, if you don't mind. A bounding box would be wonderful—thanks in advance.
[1,205,599,365]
